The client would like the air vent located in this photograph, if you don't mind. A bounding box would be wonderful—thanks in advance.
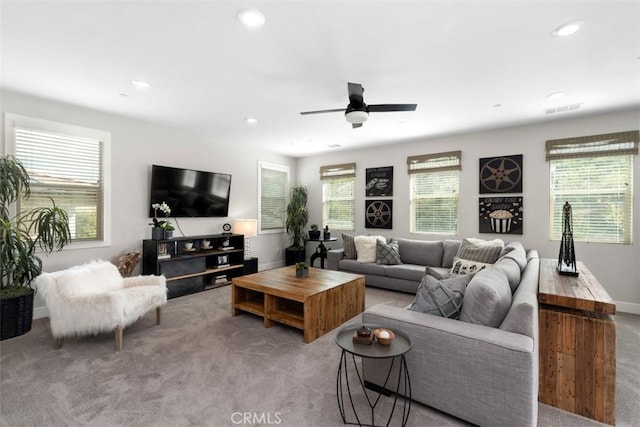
[545,103,582,115]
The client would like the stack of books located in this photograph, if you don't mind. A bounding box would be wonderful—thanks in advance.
[352,331,374,345]
[213,275,228,286]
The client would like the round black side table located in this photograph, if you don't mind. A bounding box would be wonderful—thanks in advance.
[335,324,412,426]
[307,237,337,269]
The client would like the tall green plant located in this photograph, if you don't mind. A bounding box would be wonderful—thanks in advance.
[285,185,308,250]
[0,155,71,297]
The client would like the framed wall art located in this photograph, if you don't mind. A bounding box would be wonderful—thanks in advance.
[365,199,393,229]
[365,166,393,197]
[479,154,523,194]
[479,197,523,235]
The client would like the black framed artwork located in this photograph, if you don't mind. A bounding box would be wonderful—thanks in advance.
[479,154,523,194]
[365,166,393,197]
[365,199,393,229]
[479,197,523,235]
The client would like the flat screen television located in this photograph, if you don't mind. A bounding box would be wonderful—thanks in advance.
[149,164,231,217]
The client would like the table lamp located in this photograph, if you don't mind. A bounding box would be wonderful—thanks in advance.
[234,219,257,259]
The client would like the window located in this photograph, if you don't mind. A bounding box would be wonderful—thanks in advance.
[547,130,638,244]
[320,163,355,231]
[5,114,111,246]
[408,151,461,234]
[258,162,289,233]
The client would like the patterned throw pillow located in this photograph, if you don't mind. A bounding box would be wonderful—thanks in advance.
[448,256,491,276]
[456,238,504,264]
[376,240,402,265]
[342,233,357,259]
[408,274,472,319]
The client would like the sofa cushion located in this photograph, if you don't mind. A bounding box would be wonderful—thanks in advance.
[338,259,387,276]
[342,233,357,259]
[394,238,444,267]
[354,235,385,263]
[425,265,450,280]
[459,267,512,327]
[493,257,521,293]
[456,238,504,264]
[385,264,425,282]
[498,241,527,272]
[442,239,461,268]
[449,256,491,276]
[376,240,402,265]
[408,274,472,319]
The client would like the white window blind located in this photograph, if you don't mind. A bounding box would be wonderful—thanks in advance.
[259,162,289,232]
[14,127,106,242]
[408,151,461,234]
[321,163,355,231]
[547,130,638,244]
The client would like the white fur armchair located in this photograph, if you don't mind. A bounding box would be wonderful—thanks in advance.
[36,260,167,351]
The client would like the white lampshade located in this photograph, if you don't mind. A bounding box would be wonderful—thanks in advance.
[233,219,257,238]
[345,110,369,124]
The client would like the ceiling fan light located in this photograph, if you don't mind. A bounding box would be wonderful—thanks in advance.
[345,110,369,124]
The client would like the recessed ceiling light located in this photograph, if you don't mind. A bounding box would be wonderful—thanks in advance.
[245,117,258,125]
[552,21,583,37]
[238,9,265,28]
[131,80,151,91]
[547,92,566,100]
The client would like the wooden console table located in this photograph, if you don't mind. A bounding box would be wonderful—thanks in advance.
[538,258,616,425]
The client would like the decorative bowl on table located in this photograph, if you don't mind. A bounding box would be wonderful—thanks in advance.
[374,328,395,346]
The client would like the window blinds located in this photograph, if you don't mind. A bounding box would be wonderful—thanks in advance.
[320,163,355,231]
[15,128,104,241]
[259,164,288,230]
[408,151,461,234]
[547,130,638,244]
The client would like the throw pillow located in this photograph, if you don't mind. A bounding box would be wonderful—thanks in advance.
[459,267,512,327]
[456,238,504,264]
[408,274,472,319]
[449,256,491,276]
[354,235,385,263]
[342,233,357,259]
[376,240,402,265]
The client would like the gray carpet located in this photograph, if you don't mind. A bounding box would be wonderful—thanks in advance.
[1,286,638,427]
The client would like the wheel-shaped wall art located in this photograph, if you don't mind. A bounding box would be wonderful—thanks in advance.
[365,200,393,229]
[479,154,523,194]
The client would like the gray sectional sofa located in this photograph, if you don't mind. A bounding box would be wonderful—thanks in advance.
[328,237,540,427]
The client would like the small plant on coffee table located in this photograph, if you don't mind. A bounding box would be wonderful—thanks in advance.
[295,262,309,278]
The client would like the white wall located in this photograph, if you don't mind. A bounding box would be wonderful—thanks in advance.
[1,90,294,318]
[297,109,640,313]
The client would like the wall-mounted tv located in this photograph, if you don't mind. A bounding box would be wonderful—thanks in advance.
[149,165,231,217]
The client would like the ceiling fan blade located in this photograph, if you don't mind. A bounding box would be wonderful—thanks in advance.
[368,104,417,112]
[300,108,345,115]
[347,82,364,105]
[352,123,363,129]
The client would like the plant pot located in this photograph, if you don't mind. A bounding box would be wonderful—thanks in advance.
[309,230,321,240]
[151,227,163,240]
[323,231,331,240]
[285,248,306,266]
[0,289,34,341]
[296,269,309,278]
[164,229,173,239]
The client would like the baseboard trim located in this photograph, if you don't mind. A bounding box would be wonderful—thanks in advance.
[33,305,49,320]
[615,301,640,315]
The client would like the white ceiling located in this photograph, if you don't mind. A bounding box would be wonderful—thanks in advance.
[2,1,639,158]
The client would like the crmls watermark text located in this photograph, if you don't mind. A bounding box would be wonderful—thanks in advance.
[230,412,282,425]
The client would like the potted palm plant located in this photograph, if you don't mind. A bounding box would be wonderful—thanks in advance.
[0,155,71,340]
[285,185,308,266]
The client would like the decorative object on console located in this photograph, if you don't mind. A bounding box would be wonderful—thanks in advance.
[234,218,257,260]
[116,251,141,277]
[557,201,578,276]
[222,222,232,234]
[323,225,331,240]
[309,224,321,240]
[150,202,174,240]
[295,262,309,278]
[353,325,374,345]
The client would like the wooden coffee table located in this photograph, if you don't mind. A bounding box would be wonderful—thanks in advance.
[231,266,365,343]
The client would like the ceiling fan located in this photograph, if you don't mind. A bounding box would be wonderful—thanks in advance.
[300,82,417,128]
